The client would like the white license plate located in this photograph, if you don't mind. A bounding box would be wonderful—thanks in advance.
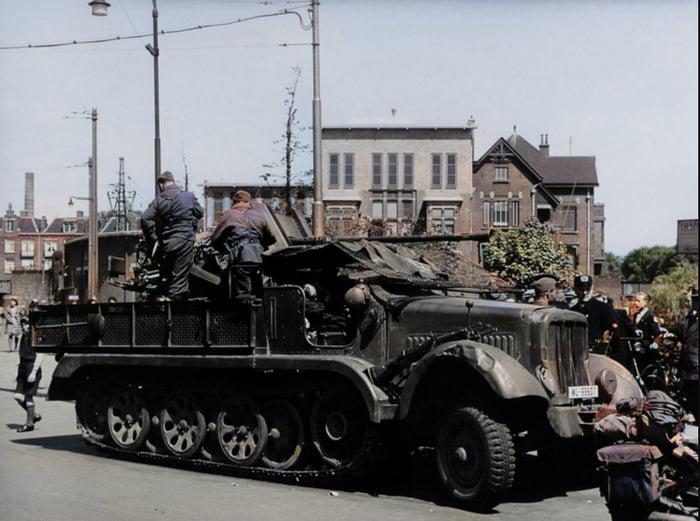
[568,385,599,400]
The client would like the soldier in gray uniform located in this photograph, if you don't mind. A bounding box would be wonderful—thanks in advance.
[141,171,203,300]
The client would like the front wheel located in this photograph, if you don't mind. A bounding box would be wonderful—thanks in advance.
[435,406,515,511]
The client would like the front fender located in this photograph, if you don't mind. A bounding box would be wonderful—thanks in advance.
[398,340,548,419]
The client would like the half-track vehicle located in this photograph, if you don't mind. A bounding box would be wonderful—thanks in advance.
[31,234,642,510]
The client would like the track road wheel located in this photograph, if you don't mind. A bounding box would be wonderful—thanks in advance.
[216,397,268,466]
[76,380,112,440]
[159,392,207,458]
[107,387,151,451]
[436,406,515,511]
[261,399,305,470]
[310,389,369,468]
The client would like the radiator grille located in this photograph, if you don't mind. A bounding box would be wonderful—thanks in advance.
[547,321,589,392]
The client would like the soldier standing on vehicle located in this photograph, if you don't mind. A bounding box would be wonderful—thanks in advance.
[140,171,203,300]
[632,291,662,368]
[570,275,619,353]
[211,190,275,299]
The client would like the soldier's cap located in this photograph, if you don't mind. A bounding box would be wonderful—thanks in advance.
[233,190,251,203]
[574,274,593,290]
[158,171,175,182]
[529,275,557,292]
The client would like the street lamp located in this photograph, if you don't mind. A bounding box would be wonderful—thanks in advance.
[90,0,161,196]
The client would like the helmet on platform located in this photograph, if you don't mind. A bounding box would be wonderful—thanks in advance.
[344,284,370,309]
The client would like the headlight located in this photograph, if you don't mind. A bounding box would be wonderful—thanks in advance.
[595,369,618,402]
[536,365,558,396]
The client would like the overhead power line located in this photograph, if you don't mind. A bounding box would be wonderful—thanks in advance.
[0,6,311,51]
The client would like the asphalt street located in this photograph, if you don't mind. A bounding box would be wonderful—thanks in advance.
[0,330,615,521]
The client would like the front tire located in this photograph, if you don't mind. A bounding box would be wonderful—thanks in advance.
[436,406,515,510]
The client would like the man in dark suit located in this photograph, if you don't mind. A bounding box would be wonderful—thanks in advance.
[569,275,618,353]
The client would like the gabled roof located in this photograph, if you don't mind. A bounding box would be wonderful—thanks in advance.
[44,217,88,234]
[508,133,598,186]
[474,136,559,206]
[1,216,47,233]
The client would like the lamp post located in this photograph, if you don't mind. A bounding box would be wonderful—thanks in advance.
[90,0,161,196]
[310,0,324,237]
[68,162,98,301]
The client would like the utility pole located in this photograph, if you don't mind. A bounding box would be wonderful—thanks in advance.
[311,0,324,237]
[88,108,99,300]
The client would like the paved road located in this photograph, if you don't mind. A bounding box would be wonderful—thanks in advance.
[0,332,613,521]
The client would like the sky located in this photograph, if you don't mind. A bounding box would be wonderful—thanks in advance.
[0,0,697,257]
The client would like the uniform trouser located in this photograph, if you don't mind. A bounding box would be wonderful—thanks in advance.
[227,264,262,299]
[160,233,194,298]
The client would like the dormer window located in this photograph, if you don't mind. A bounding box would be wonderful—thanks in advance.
[62,222,78,233]
[4,220,14,232]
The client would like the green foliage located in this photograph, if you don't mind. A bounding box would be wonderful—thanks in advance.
[604,251,622,275]
[482,221,574,288]
[620,246,684,283]
[648,262,698,319]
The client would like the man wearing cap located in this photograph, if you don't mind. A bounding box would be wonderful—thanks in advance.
[529,275,557,306]
[570,274,618,353]
[141,171,203,300]
[211,190,275,298]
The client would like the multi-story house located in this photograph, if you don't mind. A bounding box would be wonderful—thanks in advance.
[473,132,605,274]
[321,125,476,237]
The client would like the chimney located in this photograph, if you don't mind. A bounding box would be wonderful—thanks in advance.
[24,172,35,217]
[539,134,550,158]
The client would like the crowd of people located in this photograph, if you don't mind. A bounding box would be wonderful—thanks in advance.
[526,273,698,419]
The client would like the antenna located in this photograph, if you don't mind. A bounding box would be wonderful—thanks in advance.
[391,108,396,124]
[569,136,573,156]
[107,157,136,231]
[182,142,189,191]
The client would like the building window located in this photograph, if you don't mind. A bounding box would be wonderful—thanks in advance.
[21,240,35,257]
[371,200,383,219]
[403,154,414,188]
[372,153,382,188]
[388,154,398,188]
[431,154,442,188]
[430,206,456,234]
[493,201,509,227]
[326,205,357,237]
[402,200,414,220]
[4,220,14,232]
[561,205,577,231]
[511,201,520,227]
[495,166,509,182]
[20,258,34,269]
[386,200,398,219]
[4,259,15,274]
[213,197,223,222]
[4,239,15,253]
[62,222,78,233]
[343,153,354,187]
[44,241,58,257]
[446,154,457,189]
[483,201,490,227]
[329,154,340,188]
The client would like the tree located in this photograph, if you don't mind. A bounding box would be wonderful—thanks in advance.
[261,67,311,213]
[620,246,684,283]
[648,262,698,320]
[482,221,574,288]
[604,251,622,275]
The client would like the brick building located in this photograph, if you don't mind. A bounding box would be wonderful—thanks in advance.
[473,132,605,274]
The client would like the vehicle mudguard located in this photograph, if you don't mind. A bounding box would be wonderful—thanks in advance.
[588,353,644,404]
[397,339,548,420]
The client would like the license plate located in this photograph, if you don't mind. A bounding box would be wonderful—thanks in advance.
[568,385,598,400]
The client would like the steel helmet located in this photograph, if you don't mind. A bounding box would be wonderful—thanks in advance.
[344,284,370,309]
